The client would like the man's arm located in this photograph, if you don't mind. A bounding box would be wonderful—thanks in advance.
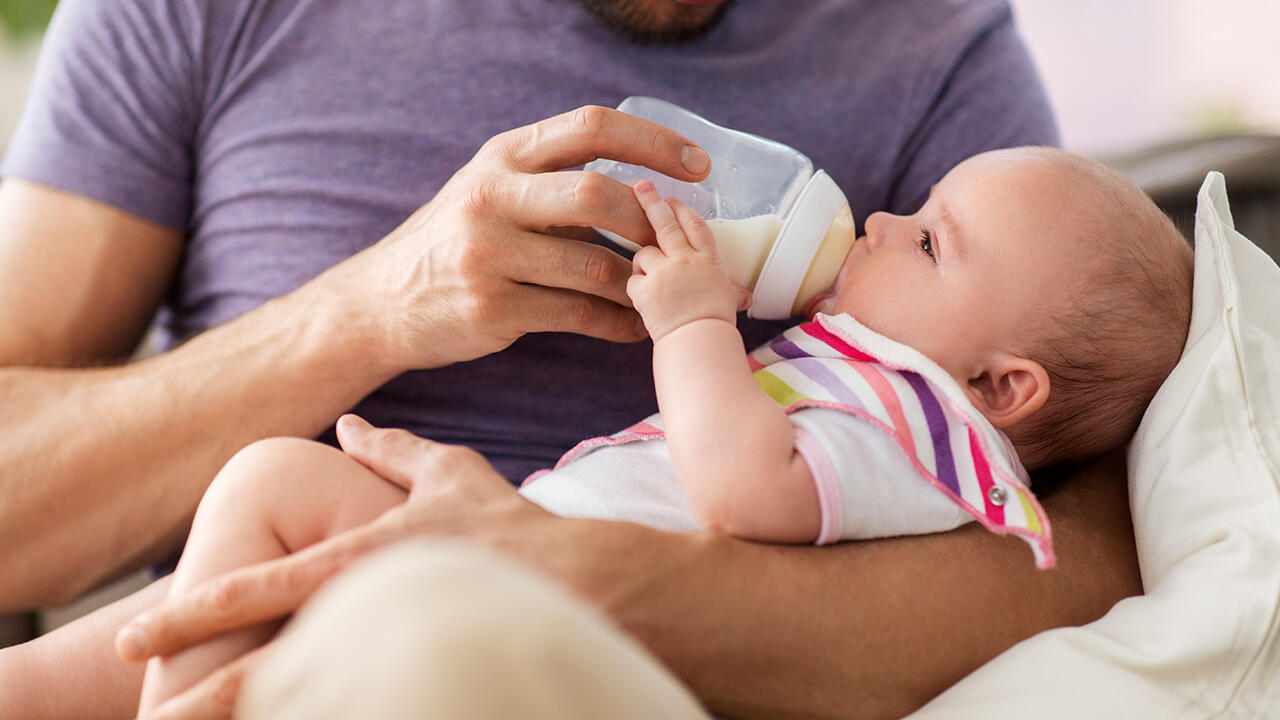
[454,450,1141,720]
[118,425,1139,720]
[588,451,1139,719]
[0,182,181,366]
[0,107,713,610]
[0,180,398,609]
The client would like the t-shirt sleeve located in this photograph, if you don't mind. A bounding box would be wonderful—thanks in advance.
[885,3,1059,214]
[0,0,199,229]
[790,407,971,544]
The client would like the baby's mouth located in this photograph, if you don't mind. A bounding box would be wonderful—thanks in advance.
[803,289,836,319]
[804,235,863,319]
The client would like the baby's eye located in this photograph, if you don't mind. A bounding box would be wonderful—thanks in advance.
[918,228,936,261]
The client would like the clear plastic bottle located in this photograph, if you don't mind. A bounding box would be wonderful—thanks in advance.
[585,96,855,319]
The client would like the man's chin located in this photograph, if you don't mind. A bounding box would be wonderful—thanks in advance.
[575,0,734,44]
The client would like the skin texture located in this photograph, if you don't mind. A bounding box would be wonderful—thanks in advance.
[0,577,169,719]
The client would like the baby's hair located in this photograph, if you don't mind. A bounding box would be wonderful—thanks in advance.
[1010,149,1194,469]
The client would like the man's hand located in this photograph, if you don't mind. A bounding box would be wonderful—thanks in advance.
[327,106,716,373]
[0,107,711,610]
[626,180,748,342]
[115,416,542,719]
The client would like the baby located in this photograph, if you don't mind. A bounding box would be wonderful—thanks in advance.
[5,146,1198,715]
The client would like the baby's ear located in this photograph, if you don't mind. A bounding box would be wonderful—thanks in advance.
[965,353,1050,429]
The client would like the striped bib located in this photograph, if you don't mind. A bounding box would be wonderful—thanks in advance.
[537,313,1055,569]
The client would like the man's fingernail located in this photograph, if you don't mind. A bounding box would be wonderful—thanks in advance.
[117,625,147,659]
[338,414,371,436]
[681,145,709,175]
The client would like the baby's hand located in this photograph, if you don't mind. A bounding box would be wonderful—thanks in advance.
[626,180,750,342]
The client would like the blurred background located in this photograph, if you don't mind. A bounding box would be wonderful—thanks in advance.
[4,0,1280,160]
[1012,0,1280,156]
[1,0,1278,643]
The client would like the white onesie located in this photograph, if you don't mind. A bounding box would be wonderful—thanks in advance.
[520,409,972,540]
[520,313,1055,569]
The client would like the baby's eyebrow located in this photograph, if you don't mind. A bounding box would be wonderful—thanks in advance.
[938,202,964,262]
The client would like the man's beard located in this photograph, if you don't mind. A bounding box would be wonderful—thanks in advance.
[575,0,735,44]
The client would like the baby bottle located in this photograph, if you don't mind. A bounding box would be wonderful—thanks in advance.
[585,96,855,320]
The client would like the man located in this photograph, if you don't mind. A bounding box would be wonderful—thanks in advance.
[0,0,1141,717]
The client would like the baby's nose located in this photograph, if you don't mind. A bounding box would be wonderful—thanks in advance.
[863,211,895,250]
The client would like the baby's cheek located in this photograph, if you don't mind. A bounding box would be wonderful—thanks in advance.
[831,282,878,322]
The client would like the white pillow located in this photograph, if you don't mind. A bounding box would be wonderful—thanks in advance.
[907,172,1280,718]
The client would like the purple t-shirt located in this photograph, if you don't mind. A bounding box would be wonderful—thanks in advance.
[2,0,1056,482]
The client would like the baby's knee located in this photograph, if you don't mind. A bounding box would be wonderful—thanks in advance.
[200,437,339,515]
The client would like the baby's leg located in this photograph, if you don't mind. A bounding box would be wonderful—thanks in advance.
[0,577,169,720]
[137,437,408,713]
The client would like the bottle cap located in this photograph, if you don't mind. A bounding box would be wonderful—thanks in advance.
[749,171,849,320]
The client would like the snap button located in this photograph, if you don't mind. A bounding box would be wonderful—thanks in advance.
[988,486,1008,506]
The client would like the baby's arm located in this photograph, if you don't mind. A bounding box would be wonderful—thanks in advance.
[627,182,820,543]
[137,436,408,713]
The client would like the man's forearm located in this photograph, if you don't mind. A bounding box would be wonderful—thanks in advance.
[0,278,397,610]
[540,448,1141,720]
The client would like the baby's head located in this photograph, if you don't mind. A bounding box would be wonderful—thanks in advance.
[808,147,1193,469]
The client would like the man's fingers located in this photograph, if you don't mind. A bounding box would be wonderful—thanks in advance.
[495,105,710,181]
[546,225,602,243]
[633,180,689,254]
[337,417,507,499]
[335,416,447,491]
[139,645,269,720]
[498,230,635,309]
[116,530,379,661]
[510,171,657,248]
[510,285,647,343]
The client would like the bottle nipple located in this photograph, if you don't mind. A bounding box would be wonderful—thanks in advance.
[750,171,854,320]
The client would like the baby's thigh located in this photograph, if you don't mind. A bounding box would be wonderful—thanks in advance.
[200,437,409,552]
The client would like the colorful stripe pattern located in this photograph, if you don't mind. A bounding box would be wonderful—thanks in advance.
[748,314,1053,569]
[531,313,1055,569]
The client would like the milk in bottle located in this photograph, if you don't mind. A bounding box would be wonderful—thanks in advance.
[585,97,856,320]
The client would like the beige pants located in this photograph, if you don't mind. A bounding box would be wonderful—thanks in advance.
[239,540,713,720]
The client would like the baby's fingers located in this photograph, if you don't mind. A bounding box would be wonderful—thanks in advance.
[631,244,664,276]
[633,180,688,254]
[668,198,718,256]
